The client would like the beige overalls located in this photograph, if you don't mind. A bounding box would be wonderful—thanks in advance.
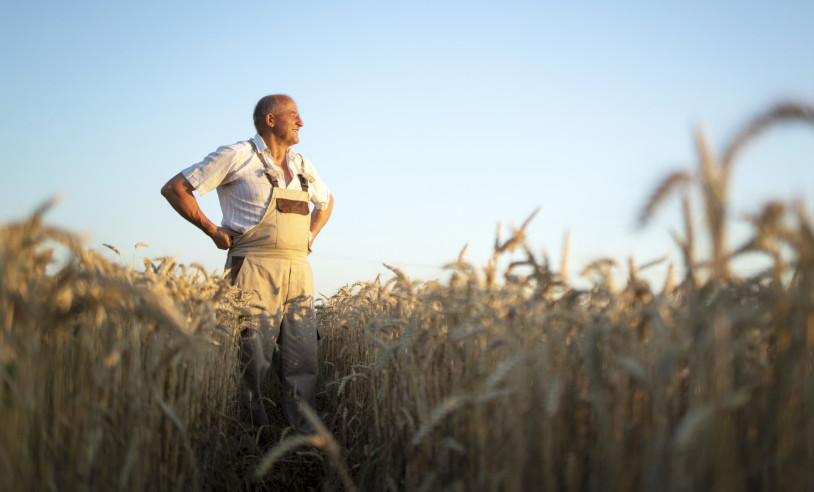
[226,144,318,436]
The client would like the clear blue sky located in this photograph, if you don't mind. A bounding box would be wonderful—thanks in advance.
[2,0,813,295]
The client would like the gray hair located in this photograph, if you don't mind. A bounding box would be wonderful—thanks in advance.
[253,94,291,132]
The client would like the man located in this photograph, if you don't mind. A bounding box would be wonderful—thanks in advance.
[161,95,334,439]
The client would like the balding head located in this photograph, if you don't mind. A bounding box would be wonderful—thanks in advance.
[253,94,293,133]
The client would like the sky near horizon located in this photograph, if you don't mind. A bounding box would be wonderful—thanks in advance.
[2,1,813,296]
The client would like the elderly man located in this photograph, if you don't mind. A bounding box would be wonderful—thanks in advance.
[161,94,334,438]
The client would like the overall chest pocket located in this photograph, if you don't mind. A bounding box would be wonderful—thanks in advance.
[276,198,309,215]
[273,197,310,250]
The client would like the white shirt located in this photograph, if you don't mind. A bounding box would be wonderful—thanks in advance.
[182,134,331,234]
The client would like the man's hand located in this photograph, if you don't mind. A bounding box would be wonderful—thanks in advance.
[210,226,240,250]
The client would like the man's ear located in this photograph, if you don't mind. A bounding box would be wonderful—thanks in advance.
[265,113,275,128]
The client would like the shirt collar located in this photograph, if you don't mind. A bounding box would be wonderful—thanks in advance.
[251,134,296,160]
[251,133,268,153]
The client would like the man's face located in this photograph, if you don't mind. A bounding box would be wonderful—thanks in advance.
[271,98,303,146]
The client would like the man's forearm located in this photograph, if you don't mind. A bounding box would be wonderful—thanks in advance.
[161,173,238,251]
[161,172,218,237]
[310,194,334,244]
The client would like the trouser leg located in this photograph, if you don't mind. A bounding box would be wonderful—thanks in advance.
[278,316,318,432]
[229,255,277,445]
[238,328,273,445]
[278,261,319,433]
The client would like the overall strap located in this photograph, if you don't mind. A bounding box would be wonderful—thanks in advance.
[297,174,310,193]
[248,139,279,187]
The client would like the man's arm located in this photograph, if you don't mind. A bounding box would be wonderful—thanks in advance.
[160,172,238,250]
[309,194,334,249]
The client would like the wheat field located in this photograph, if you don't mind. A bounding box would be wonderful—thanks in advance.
[1,102,813,491]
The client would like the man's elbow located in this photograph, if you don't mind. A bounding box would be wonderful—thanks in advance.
[161,173,188,200]
[160,181,173,199]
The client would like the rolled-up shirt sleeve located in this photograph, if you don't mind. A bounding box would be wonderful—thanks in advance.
[182,143,245,196]
[300,155,331,210]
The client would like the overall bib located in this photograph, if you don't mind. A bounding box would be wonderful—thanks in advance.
[226,148,318,435]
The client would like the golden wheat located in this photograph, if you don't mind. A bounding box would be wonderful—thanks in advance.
[2,101,813,491]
